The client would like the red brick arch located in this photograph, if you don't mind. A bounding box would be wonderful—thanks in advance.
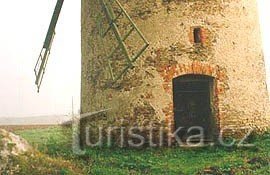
[158,61,228,134]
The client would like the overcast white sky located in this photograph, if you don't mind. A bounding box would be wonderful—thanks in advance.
[0,1,269,118]
[0,0,80,117]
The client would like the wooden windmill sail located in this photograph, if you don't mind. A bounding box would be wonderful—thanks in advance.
[99,0,149,84]
[34,0,64,92]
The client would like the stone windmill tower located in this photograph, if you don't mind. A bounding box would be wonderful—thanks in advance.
[34,0,269,144]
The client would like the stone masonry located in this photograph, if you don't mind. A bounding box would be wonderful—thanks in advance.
[80,0,269,145]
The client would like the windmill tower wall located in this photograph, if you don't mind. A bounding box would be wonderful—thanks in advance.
[81,0,269,144]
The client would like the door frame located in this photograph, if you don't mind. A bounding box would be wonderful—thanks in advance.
[172,74,217,141]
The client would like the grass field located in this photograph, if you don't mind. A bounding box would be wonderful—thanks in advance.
[7,126,270,174]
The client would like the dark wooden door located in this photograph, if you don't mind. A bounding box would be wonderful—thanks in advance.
[173,75,213,141]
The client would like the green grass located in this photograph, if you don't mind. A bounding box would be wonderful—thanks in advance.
[7,151,84,175]
[14,126,270,175]
[1,127,85,175]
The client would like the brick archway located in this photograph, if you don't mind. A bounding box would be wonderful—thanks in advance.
[158,61,228,136]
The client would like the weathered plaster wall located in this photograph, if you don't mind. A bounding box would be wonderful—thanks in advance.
[81,0,269,143]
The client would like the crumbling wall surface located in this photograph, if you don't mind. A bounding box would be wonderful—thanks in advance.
[81,0,269,144]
